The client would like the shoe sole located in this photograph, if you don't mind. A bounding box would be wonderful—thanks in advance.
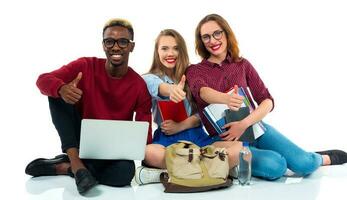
[78,180,98,194]
[135,166,145,185]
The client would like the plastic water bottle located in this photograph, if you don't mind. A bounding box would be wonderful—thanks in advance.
[238,142,252,185]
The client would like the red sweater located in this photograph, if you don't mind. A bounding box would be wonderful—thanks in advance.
[37,57,152,143]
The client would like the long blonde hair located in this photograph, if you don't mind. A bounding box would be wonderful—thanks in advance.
[148,29,197,114]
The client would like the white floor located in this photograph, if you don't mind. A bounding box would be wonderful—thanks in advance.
[19,164,347,200]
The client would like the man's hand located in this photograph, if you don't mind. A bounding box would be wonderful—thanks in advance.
[169,75,186,103]
[58,72,83,104]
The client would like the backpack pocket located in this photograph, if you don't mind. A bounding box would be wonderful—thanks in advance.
[172,148,202,179]
[202,146,229,179]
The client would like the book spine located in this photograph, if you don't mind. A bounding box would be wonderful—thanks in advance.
[238,87,252,109]
[239,87,266,138]
[203,109,223,134]
[157,102,165,122]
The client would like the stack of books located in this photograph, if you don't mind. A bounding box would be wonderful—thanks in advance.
[203,86,266,142]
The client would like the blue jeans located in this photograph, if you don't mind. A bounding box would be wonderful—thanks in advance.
[250,123,322,180]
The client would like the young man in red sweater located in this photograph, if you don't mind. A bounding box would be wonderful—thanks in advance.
[25,18,152,194]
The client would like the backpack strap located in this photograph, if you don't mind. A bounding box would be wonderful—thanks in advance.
[188,149,194,162]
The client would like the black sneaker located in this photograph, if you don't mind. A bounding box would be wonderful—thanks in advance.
[25,154,70,177]
[316,150,347,165]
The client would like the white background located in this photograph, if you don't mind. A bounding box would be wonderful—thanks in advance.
[0,0,346,198]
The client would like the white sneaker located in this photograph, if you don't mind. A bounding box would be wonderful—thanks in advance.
[135,166,166,185]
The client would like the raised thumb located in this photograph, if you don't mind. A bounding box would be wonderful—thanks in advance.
[72,72,82,87]
[178,75,186,88]
[233,84,238,94]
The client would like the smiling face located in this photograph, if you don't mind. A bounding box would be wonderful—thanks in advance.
[157,35,179,70]
[200,20,227,61]
[103,26,134,68]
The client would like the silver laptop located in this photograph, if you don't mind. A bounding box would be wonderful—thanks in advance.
[79,119,149,160]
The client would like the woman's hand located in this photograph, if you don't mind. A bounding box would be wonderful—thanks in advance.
[225,93,244,111]
[161,120,183,135]
[169,75,186,103]
[200,86,243,110]
[220,120,248,141]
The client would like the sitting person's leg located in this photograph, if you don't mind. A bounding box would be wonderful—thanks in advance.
[135,127,212,185]
[134,129,169,185]
[48,97,90,175]
[144,144,166,168]
[144,125,217,169]
[143,127,190,169]
[134,143,167,185]
[85,159,135,187]
[26,97,97,194]
[48,97,81,152]
[26,97,80,177]
[254,123,322,176]
[143,126,214,168]
[136,126,229,185]
[211,140,287,180]
[250,147,287,180]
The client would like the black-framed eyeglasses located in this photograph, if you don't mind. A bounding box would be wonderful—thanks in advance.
[201,30,224,43]
[103,38,133,49]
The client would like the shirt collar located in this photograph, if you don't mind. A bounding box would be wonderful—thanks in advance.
[201,53,233,67]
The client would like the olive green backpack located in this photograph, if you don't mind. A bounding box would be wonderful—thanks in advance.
[160,141,232,193]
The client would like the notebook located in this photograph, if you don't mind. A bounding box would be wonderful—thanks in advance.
[157,100,188,122]
[203,86,266,137]
[224,107,255,142]
[79,119,149,160]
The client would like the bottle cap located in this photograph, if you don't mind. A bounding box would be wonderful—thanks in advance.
[243,142,249,147]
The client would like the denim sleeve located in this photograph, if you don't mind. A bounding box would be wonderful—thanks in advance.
[142,74,164,98]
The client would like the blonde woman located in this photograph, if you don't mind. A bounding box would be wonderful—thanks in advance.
[135,29,217,185]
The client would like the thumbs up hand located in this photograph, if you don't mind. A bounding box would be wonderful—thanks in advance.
[169,75,186,103]
[58,72,83,104]
[227,85,244,111]
[71,72,82,87]
[177,75,186,90]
